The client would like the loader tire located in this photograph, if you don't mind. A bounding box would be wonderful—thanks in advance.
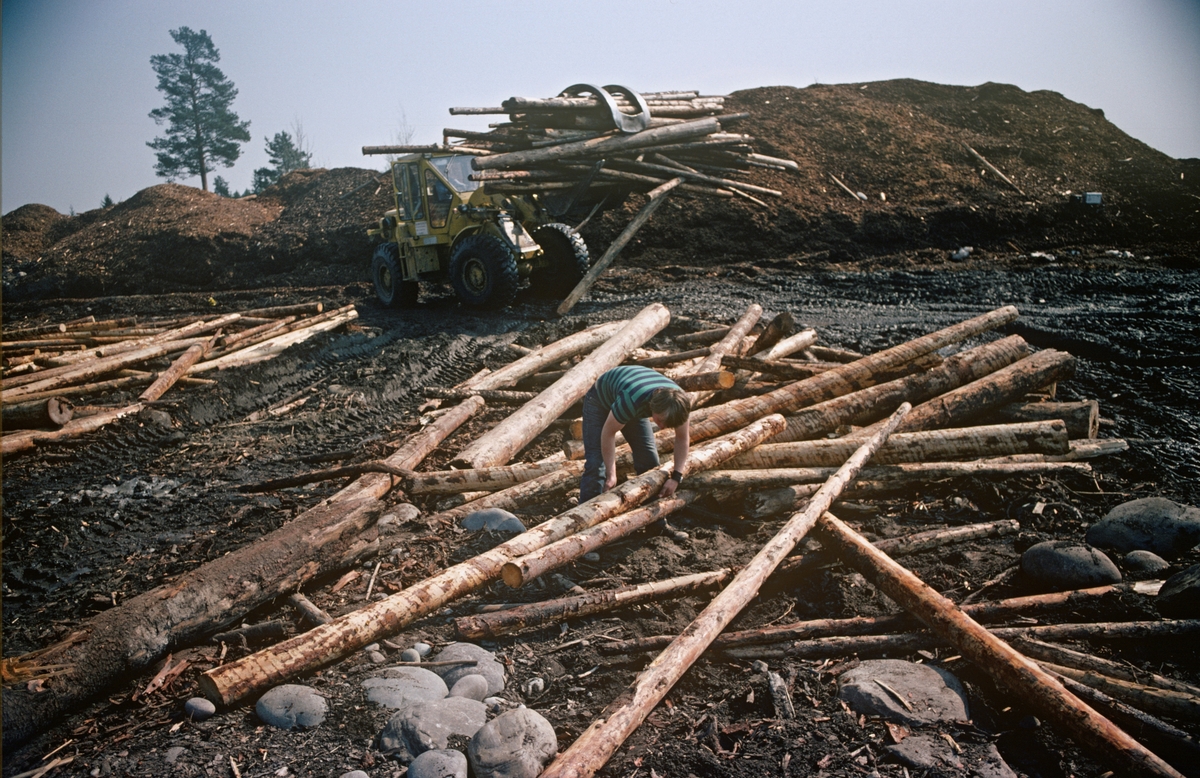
[448,233,519,308]
[372,243,418,307]
[531,223,590,297]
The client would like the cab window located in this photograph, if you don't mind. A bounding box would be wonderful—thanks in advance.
[407,165,425,221]
[430,155,481,194]
[425,170,453,228]
[391,164,408,219]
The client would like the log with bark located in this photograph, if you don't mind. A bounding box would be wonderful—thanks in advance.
[1,397,74,430]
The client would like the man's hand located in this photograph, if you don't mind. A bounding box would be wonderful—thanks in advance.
[658,476,679,499]
[604,471,618,492]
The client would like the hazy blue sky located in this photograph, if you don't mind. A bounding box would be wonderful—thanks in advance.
[3,0,1198,215]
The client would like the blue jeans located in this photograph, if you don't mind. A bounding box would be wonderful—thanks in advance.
[580,387,660,502]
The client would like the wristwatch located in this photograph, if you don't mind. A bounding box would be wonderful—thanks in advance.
[670,470,685,483]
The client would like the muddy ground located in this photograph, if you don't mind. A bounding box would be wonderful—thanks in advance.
[3,258,1199,778]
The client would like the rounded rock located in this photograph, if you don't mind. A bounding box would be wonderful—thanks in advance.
[401,648,422,663]
[1021,540,1121,592]
[1086,497,1200,559]
[339,772,371,778]
[184,697,216,721]
[462,508,526,534]
[363,666,448,709]
[838,659,968,726]
[255,684,327,730]
[407,749,469,778]
[449,673,490,701]
[433,642,506,696]
[1123,550,1171,579]
[582,552,601,562]
[379,696,488,757]
[468,707,558,778]
[413,642,433,657]
[1157,563,1200,618]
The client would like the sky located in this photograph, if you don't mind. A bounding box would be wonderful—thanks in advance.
[3,0,1199,215]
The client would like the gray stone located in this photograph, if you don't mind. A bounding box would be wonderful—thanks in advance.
[413,642,433,657]
[1123,550,1171,579]
[1157,564,1200,618]
[164,746,187,764]
[1086,497,1200,559]
[462,508,526,534]
[379,697,488,758]
[522,677,545,698]
[184,697,216,721]
[401,648,422,662]
[582,552,601,562]
[1021,540,1121,591]
[433,642,506,696]
[407,749,469,778]
[468,707,558,778]
[339,772,371,778]
[972,744,1019,778]
[368,650,388,664]
[449,674,490,701]
[885,734,963,772]
[255,684,327,730]
[838,659,969,726]
[364,666,448,709]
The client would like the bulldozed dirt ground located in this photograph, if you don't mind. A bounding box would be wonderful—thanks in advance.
[2,80,1199,777]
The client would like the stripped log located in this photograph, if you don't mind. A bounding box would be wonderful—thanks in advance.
[421,387,538,404]
[405,462,567,496]
[423,463,585,526]
[1035,661,1200,721]
[2,402,145,457]
[468,321,626,391]
[556,180,683,316]
[1,397,74,430]
[982,400,1100,440]
[139,337,214,402]
[237,462,414,493]
[604,582,1134,654]
[199,411,789,707]
[1,396,483,752]
[289,593,333,626]
[2,338,214,399]
[730,420,1069,469]
[454,303,670,467]
[564,306,1021,462]
[537,405,911,778]
[673,327,729,346]
[744,312,795,357]
[672,370,735,392]
[190,307,358,373]
[692,460,1088,491]
[756,329,818,362]
[772,335,1032,443]
[1012,637,1200,698]
[630,346,710,368]
[457,569,729,639]
[24,313,241,371]
[689,304,761,375]
[814,512,1183,778]
[722,354,835,380]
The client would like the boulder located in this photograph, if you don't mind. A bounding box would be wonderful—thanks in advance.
[885,734,963,772]
[449,674,491,701]
[1122,550,1171,579]
[1020,541,1121,591]
[433,643,506,696]
[363,666,448,709]
[379,697,487,759]
[408,749,469,778]
[1157,564,1200,618]
[255,684,327,730]
[462,508,526,534]
[1086,497,1200,559]
[468,707,558,778]
[838,659,968,726]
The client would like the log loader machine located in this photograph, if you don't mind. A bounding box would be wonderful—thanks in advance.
[366,152,590,308]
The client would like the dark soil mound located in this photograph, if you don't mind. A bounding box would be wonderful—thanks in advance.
[5,79,1198,303]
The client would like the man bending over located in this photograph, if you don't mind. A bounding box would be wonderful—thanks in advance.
[580,365,691,502]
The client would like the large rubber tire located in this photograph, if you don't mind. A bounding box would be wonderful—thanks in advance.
[531,223,590,297]
[448,233,519,308]
[372,243,418,307]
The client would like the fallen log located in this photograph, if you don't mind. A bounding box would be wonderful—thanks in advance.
[745,311,795,357]
[190,307,358,373]
[2,402,144,457]
[1034,661,1200,721]
[288,593,332,626]
[468,321,626,391]
[199,409,794,706]
[1,397,74,430]
[237,462,414,493]
[423,463,585,525]
[139,336,215,402]
[772,335,1032,443]
[730,420,1069,469]
[537,404,911,778]
[981,400,1100,440]
[689,304,761,375]
[0,396,483,751]
[605,582,1140,654]
[456,569,730,639]
[813,512,1183,778]
[421,387,538,404]
[722,354,834,380]
[672,370,736,392]
[630,346,710,368]
[557,179,683,316]
[1014,637,1200,698]
[454,303,670,467]
[404,462,567,496]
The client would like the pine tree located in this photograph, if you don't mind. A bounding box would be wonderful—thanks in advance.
[147,27,250,191]
[212,176,232,197]
[101,194,115,208]
[253,128,314,192]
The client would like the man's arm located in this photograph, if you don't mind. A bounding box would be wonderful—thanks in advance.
[601,411,624,492]
[659,419,690,498]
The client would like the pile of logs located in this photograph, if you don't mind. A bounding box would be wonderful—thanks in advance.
[9,302,1195,778]
[363,86,797,207]
[0,301,357,456]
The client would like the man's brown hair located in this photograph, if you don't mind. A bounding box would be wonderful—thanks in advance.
[649,387,690,428]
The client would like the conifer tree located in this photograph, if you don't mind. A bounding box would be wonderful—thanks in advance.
[147,27,250,191]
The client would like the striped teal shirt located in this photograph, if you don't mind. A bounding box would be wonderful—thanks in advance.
[593,366,681,425]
